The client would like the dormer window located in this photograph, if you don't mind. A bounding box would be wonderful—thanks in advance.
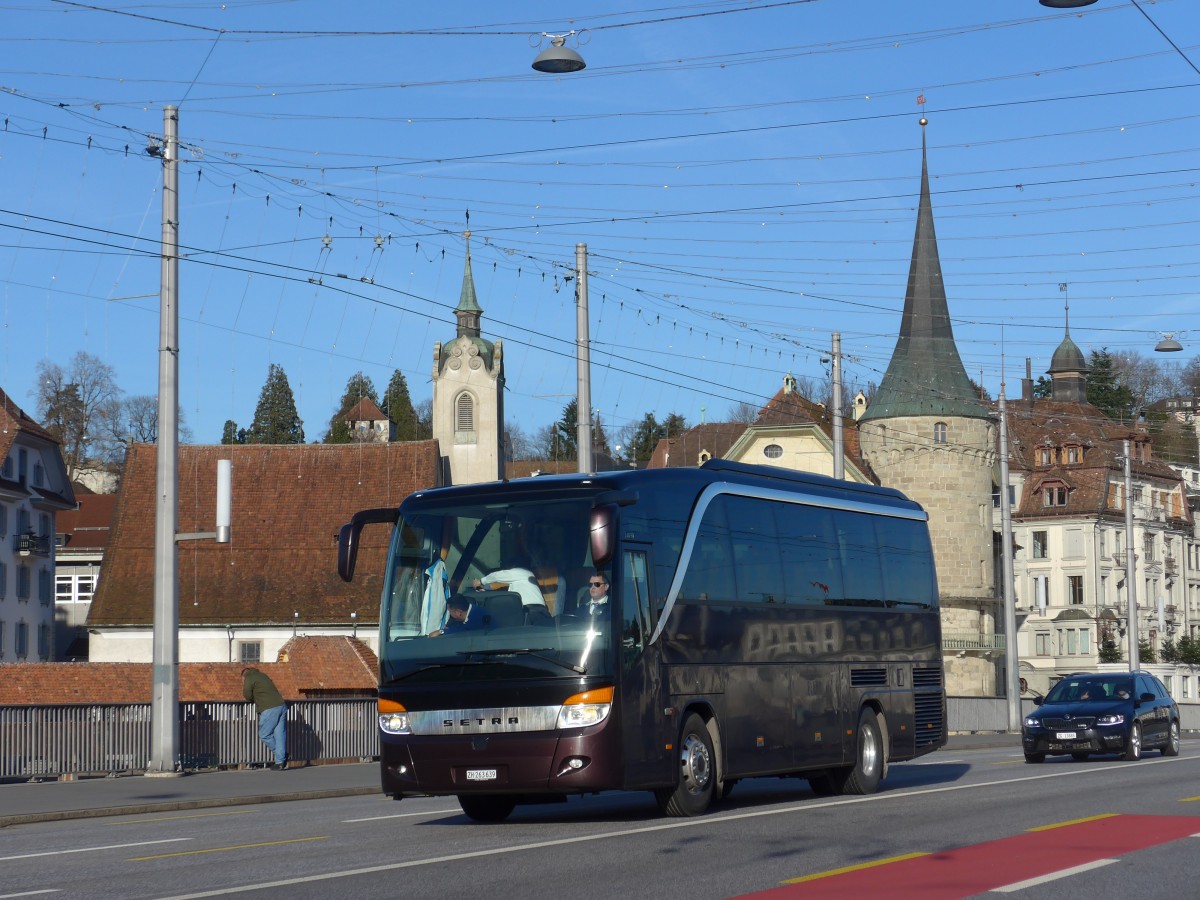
[698,450,712,464]
[1042,484,1069,507]
[1038,447,1053,466]
[1065,445,1080,465]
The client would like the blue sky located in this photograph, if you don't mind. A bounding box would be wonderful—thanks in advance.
[1,0,1196,446]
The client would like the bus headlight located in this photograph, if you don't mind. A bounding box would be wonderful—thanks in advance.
[378,699,411,735]
[557,686,614,730]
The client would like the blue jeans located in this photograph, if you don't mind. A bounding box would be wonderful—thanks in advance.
[258,704,287,765]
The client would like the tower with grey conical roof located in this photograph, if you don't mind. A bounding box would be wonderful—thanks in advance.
[857,120,999,695]
[432,232,505,485]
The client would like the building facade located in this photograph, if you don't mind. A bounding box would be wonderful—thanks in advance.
[0,388,76,662]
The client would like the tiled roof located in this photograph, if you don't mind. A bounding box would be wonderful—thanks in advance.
[1002,398,1190,523]
[345,397,387,423]
[88,441,441,626]
[0,636,377,705]
[57,494,117,552]
[647,423,746,468]
[0,385,57,449]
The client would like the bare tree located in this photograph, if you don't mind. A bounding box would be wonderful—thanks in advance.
[98,395,193,466]
[35,351,121,482]
[1112,351,1169,413]
[726,400,761,424]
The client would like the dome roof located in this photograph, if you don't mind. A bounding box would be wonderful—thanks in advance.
[1047,334,1086,375]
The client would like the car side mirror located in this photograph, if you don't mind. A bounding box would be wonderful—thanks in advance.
[1031,692,1044,705]
[1139,692,1156,704]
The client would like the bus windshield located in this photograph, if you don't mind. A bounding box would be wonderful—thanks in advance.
[379,493,614,683]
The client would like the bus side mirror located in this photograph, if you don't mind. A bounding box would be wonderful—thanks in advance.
[589,504,617,567]
[337,507,398,582]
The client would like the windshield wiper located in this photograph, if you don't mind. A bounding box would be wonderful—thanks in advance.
[462,647,586,675]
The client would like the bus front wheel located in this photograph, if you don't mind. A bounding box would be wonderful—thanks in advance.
[457,794,516,822]
[655,713,716,817]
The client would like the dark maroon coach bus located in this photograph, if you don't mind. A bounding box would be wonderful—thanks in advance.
[337,459,946,821]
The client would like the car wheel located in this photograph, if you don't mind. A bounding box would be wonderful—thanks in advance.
[1071,752,1090,761]
[1162,720,1180,757]
[1024,752,1045,764]
[1122,722,1142,761]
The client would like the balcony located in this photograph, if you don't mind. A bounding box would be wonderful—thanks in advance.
[943,633,1008,652]
[13,532,50,557]
[1166,557,1177,576]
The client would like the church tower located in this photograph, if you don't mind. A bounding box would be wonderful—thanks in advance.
[432,232,504,485]
[857,120,998,695]
[1047,295,1088,403]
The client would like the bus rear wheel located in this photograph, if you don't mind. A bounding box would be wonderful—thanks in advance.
[842,707,884,795]
[457,794,516,822]
[655,713,716,817]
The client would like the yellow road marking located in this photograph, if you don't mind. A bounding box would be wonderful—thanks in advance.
[130,836,327,860]
[780,851,930,884]
[1178,796,1200,803]
[111,810,255,825]
[1028,813,1118,832]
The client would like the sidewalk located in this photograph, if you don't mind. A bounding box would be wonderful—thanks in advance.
[0,735,1019,829]
[0,762,380,829]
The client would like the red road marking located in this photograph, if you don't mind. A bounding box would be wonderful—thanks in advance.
[743,815,1200,899]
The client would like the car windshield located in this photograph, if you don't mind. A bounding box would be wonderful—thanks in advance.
[1044,677,1133,704]
[378,492,617,683]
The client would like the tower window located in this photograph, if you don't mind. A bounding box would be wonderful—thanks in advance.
[455,393,475,432]
[933,422,947,444]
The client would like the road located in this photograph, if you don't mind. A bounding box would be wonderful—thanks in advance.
[3,745,1198,899]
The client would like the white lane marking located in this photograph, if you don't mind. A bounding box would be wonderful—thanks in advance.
[992,858,1117,892]
[153,753,1200,900]
[0,839,191,862]
[0,891,61,898]
[343,808,459,823]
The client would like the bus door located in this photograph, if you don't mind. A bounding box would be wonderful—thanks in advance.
[616,545,670,787]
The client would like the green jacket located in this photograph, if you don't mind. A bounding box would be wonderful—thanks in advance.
[242,667,284,714]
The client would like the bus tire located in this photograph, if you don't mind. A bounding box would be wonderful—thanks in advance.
[842,707,883,795]
[457,794,516,822]
[655,713,716,817]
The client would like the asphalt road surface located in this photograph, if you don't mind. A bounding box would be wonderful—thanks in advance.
[3,744,1198,899]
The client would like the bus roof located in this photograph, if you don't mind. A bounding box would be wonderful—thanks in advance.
[405,458,924,515]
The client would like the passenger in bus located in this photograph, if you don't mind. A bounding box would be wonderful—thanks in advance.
[472,554,545,609]
[428,595,482,636]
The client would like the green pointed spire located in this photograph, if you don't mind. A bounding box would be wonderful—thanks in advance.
[456,231,482,316]
[860,122,988,423]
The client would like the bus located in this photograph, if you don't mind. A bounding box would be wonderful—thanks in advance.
[337,458,946,821]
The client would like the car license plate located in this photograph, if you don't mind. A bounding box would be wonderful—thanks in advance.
[1055,731,1077,740]
[466,768,497,781]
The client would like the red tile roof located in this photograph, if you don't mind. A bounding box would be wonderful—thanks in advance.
[88,441,441,626]
[57,493,117,552]
[0,636,377,705]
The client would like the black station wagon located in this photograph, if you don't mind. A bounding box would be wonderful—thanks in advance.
[1022,671,1179,763]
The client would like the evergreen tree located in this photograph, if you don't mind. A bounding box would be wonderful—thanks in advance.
[549,399,579,461]
[1098,634,1122,664]
[247,363,304,444]
[1032,376,1052,399]
[221,420,244,445]
[622,412,663,464]
[324,371,378,444]
[1138,637,1156,665]
[1086,348,1136,421]
[382,370,419,441]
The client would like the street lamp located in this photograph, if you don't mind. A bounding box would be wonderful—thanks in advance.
[532,33,586,73]
[1155,333,1184,353]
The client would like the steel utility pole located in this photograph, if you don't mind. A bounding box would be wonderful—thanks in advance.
[831,332,844,481]
[148,105,180,776]
[998,385,1021,730]
[1123,439,1140,671]
[575,243,593,474]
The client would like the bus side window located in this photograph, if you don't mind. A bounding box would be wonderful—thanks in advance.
[680,498,735,604]
[622,550,652,666]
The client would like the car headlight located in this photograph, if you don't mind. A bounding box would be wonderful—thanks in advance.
[1023,716,1041,728]
[557,686,614,730]
[1095,713,1125,726]
[378,699,411,735]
